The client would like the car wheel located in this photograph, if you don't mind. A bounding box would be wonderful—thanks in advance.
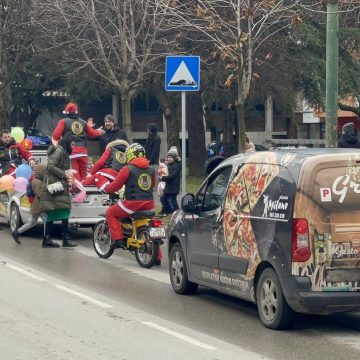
[10,203,23,232]
[169,243,198,295]
[256,268,295,330]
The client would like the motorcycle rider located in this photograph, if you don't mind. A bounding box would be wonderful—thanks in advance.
[0,129,36,176]
[100,143,155,248]
[52,102,104,181]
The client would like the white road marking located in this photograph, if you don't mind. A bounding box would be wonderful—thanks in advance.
[321,333,360,352]
[5,263,47,282]
[76,246,171,284]
[55,284,112,309]
[142,321,217,350]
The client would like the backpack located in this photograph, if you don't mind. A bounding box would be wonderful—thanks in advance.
[26,181,35,203]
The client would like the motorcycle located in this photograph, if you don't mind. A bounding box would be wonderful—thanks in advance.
[93,209,166,268]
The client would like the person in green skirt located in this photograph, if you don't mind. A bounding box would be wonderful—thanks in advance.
[39,133,77,248]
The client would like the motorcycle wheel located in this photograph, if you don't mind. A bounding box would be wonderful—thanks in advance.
[135,226,159,269]
[93,220,114,259]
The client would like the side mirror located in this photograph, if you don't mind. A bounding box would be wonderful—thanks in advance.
[181,193,195,213]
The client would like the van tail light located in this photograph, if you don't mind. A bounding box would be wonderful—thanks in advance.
[151,219,163,227]
[292,218,311,262]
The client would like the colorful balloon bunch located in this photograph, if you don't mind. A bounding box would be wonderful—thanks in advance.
[0,164,32,192]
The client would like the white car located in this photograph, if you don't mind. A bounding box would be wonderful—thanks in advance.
[0,149,110,232]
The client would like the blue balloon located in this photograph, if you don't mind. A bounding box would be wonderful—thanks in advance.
[16,164,32,180]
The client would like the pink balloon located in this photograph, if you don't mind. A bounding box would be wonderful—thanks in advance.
[13,177,28,192]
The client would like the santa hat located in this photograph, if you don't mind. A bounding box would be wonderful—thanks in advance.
[63,102,78,115]
[167,146,179,158]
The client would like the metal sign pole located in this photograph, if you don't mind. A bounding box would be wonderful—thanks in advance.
[181,91,186,197]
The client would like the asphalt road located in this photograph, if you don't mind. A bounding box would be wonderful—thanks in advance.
[0,224,360,360]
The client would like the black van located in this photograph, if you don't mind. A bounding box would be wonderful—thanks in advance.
[167,149,360,329]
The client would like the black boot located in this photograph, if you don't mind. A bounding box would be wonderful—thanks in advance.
[42,235,60,248]
[11,230,21,244]
[61,233,77,247]
[112,238,126,249]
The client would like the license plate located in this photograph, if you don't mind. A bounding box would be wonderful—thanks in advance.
[83,194,108,205]
[149,227,166,239]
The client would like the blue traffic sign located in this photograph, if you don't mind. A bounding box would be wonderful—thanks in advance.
[165,56,200,91]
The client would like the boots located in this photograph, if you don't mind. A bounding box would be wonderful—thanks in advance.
[42,235,60,248]
[61,233,77,247]
[11,230,21,244]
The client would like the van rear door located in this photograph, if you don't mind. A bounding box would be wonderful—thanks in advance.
[293,154,360,292]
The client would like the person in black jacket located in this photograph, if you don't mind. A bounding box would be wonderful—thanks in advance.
[159,146,181,216]
[338,122,360,148]
[144,123,161,167]
[98,114,128,153]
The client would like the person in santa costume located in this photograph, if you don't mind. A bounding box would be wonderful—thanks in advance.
[52,102,104,181]
[82,139,129,187]
[100,143,155,247]
[0,129,35,177]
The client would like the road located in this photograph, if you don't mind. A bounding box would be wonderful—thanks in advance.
[0,224,360,360]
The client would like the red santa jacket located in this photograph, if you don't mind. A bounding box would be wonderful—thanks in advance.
[52,116,102,157]
[104,157,156,194]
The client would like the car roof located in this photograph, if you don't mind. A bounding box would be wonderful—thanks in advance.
[216,148,360,169]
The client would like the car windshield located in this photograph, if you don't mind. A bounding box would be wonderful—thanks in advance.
[28,129,47,137]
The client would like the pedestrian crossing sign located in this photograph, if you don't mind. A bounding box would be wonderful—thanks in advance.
[165,56,200,91]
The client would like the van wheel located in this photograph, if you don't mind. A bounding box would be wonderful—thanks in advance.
[169,243,198,295]
[256,268,294,330]
[10,203,23,232]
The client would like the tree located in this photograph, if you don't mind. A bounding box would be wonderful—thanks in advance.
[11,53,67,133]
[338,101,360,117]
[42,0,174,140]
[166,0,298,152]
[0,0,36,129]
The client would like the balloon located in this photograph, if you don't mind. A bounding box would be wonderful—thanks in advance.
[16,164,32,180]
[10,127,25,143]
[0,175,14,191]
[13,177,28,192]
[22,138,33,151]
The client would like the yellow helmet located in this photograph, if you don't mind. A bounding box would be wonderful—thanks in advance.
[125,143,146,163]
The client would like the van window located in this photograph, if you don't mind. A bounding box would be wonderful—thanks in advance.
[201,167,232,212]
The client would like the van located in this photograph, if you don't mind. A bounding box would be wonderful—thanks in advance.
[167,149,360,329]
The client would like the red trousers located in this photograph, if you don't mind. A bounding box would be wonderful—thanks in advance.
[82,168,117,188]
[71,157,88,181]
[106,200,154,241]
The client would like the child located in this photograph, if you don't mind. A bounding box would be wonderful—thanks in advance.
[11,164,47,244]
[159,146,181,216]
[157,157,168,197]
